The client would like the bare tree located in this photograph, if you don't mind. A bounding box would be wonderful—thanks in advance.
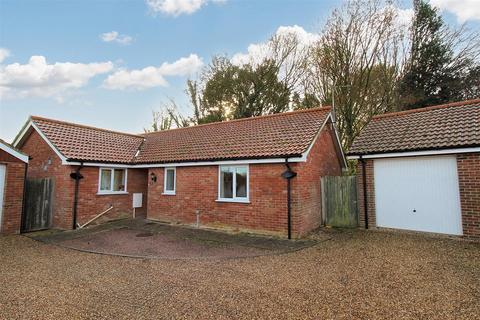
[144,99,190,132]
[307,0,406,151]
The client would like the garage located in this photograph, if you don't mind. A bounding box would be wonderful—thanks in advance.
[374,156,462,235]
[348,99,480,238]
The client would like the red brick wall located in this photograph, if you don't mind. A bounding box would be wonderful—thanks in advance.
[0,150,26,234]
[21,130,148,229]
[21,130,74,229]
[76,167,148,225]
[356,159,376,229]
[291,124,344,236]
[457,153,480,238]
[147,164,289,236]
[147,123,343,237]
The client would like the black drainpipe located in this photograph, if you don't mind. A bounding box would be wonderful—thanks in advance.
[281,158,297,239]
[360,156,369,229]
[70,163,84,230]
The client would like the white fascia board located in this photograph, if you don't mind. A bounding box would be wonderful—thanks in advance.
[12,120,33,148]
[330,118,347,168]
[347,147,480,160]
[0,142,29,163]
[66,156,306,168]
[297,113,347,168]
[29,122,69,163]
[12,120,68,164]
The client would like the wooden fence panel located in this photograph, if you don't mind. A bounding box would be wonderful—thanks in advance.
[322,176,358,228]
[23,178,53,232]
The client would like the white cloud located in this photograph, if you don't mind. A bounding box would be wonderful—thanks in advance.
[145,0,225,17]
[0,55,113,100]
[430,0,480,22]
[100,31,133,45]
[103,53,203,90]
[393,7,414,28]
[0,48,10,63]
[231,25,320,66]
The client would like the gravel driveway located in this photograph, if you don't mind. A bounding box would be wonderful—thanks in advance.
[1,229,479,319]
[25,219,317,259]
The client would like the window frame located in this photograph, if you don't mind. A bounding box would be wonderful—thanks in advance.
[217,165,249,203]
[162,167,176,195]
[97,167,128,195]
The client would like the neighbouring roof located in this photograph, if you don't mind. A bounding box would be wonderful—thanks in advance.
[17,107,332,164]
[349,99,480,156]
[0,138,29,163]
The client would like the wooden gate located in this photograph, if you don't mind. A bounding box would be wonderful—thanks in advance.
[23,178,53,232]
[321,176,358,228]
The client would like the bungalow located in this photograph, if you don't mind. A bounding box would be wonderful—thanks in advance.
[348,99,480,238]
[10,106,346,237]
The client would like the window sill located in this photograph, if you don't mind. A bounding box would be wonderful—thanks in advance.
[216,198,250,204]
[162,192,176,196]
[97,191,128,196]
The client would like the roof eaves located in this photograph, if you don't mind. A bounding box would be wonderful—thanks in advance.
[347,143,480,157]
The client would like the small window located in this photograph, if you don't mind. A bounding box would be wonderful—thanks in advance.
[99,168,127,194]
[163,167,176,195]
[218,165,249,202]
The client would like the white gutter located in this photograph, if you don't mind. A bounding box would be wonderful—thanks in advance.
[347,147,480,160]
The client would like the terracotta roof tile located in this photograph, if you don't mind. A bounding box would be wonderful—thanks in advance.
[29,107,331,164]
[31,117,144,164]
[349,99,480,155]
[135,107,331,163]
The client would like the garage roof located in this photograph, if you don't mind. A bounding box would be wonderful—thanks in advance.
[349,99,480,156]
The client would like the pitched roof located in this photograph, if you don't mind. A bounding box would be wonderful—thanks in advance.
[349,99,480,155]
[22,107,332,164]
[31,116,144,164]
[135,107,332,164]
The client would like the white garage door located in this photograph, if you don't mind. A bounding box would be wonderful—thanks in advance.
[374,156,462,235]
[0,165,5,230]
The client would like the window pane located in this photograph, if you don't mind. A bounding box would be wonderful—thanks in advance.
[113,169,125,191]
[166,169,175,191]
[100,169,111,191]
[220,167,233,198]
[236,167,247,198]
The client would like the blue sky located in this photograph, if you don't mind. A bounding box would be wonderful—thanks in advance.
[0,0,479,142]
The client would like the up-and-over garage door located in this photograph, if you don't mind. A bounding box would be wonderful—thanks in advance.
[374,156,463,235]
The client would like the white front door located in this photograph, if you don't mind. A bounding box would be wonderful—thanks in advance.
[0,165,6,231]
[374,156,463,235]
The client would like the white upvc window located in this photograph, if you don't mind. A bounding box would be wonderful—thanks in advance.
[163,167,176,195]
[98,168,128,194]
[217,165,249,203]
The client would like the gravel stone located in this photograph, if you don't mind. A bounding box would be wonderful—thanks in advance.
[0,228,479,319]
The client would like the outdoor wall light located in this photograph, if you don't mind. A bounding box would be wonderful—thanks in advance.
[150,172,157,183]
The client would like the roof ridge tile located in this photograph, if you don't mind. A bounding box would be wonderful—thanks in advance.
[30,115,144,139]
[372,98,480,121]
[141,106,331,135]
